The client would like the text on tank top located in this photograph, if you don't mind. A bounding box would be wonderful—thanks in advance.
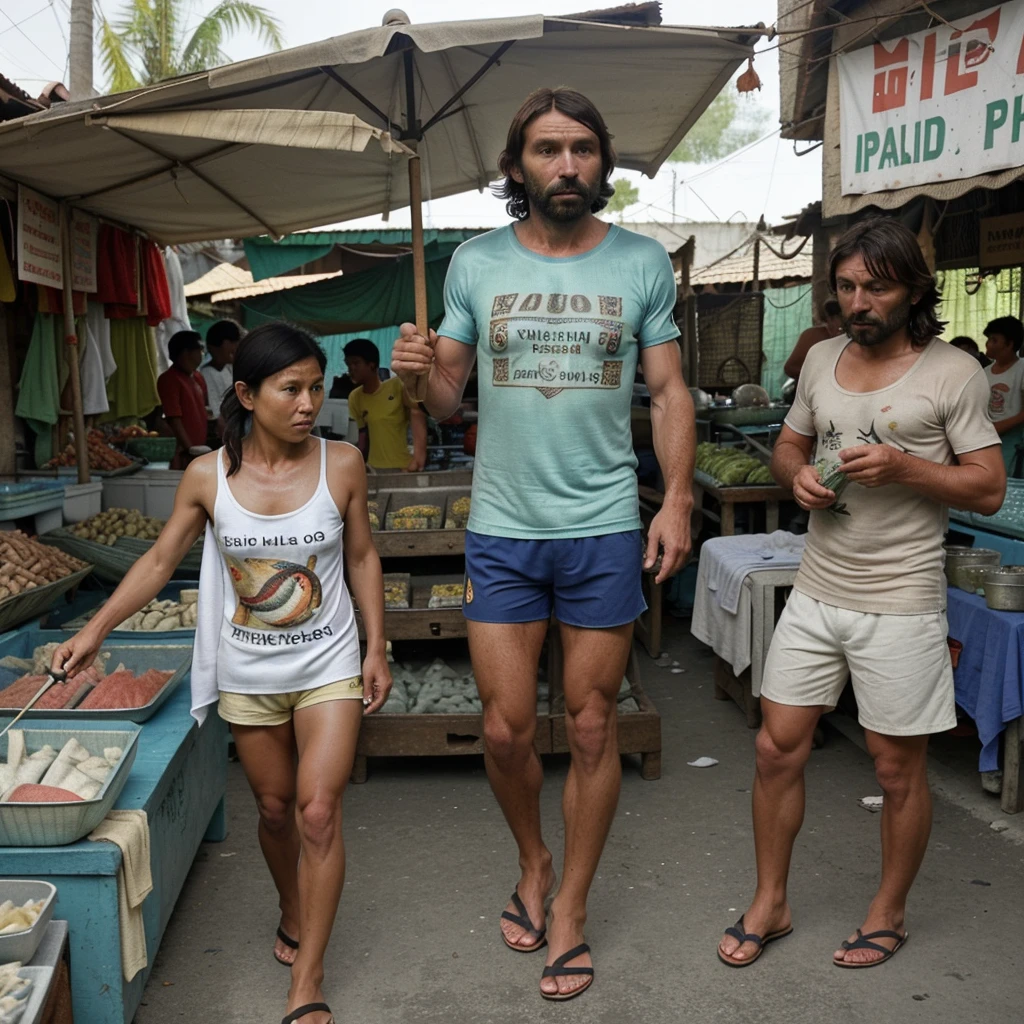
[209,437,362,694]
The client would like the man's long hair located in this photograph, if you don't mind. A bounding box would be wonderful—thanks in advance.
[493,87,616,221]
[827,218,945,344]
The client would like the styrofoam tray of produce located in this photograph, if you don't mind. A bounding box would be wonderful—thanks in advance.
[0,634,191,723]
[48,582,199,641]
[0,882,56,965]
[0,724,140,846]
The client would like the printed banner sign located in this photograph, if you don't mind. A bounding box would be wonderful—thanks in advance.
[838,2,1024,195]
[70,210,98,292]
[16,185,62,288]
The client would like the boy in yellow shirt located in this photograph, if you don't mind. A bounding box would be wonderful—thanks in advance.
[346,339,427,470]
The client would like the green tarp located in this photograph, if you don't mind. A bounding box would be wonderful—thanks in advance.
[761,285,813,400]
[243,228,485,281]
[240,241,459,335]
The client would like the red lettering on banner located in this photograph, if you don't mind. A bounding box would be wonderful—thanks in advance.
[872,38,909,112]
[921,32,937,100]
[945,9,1001,95]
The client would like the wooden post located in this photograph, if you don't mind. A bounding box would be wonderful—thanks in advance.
[59,205,89,485]
[407,151,431,403]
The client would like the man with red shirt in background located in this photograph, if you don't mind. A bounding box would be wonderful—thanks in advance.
[157,331,209,469]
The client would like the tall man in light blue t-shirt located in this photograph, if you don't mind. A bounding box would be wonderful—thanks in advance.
[392,88,695,1001]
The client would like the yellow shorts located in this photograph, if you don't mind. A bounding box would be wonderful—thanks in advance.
[218,676,363,727]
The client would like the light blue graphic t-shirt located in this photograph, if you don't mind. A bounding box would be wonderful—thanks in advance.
[438,223,680,539]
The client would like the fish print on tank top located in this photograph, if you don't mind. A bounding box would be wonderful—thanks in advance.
[225,554,324,629]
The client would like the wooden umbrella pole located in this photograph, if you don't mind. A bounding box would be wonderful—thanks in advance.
[60,205,90,485]
[407,152,431,403]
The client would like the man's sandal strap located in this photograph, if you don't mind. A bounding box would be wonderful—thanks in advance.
[841,929,905,956]
[724,917,764,948]
[276,927,299,950]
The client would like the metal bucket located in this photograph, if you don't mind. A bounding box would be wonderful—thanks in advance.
[952,564,990,594]
[943,546,1000,587]
[983,566,1024,611]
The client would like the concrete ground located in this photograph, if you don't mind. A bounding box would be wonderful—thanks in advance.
[135,625,1024,1024]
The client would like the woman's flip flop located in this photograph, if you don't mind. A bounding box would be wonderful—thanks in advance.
[718,915,793,967]
[501,889,547,953]
[833,928,908,968]
[281,1003,333,1024]
[540,943,594,1001]
[274,927,299,966]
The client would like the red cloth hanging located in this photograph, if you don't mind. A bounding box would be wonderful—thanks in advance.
[37,285,87,315]
[96,224,138,317]
[142,240,171,326]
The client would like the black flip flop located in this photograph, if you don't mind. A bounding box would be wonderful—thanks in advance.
[718,915,793,967]
[281,1003,333,1024]
[540,943,594,1001]
[501,889,547,953]
[274,927,299,966]
[833,928,908,969]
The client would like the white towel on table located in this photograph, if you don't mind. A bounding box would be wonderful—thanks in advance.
[88,809,153,981]
[702,532,805,614]
[691,554,754,676]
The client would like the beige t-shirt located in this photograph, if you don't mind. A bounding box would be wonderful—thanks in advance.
[786,336,999,614]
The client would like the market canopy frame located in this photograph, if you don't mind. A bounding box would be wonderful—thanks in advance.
[0,10,766,242]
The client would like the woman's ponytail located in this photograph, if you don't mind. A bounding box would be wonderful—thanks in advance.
[220,386,247,478]
[219,322,327,477]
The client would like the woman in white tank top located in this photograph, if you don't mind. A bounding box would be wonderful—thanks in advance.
[53,323,391,1024]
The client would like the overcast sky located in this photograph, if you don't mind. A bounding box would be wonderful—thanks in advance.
[3,0,821,229]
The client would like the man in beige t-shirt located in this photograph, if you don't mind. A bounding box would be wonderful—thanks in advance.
[718,219,1005,972]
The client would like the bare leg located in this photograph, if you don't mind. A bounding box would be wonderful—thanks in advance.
[719,698,822,963]
[231,720,301,966]
[541,621,631,997]
[286,698,363,1024]
[834,731,930,965]
[468,619,555,949]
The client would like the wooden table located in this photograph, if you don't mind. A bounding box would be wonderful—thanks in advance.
[0,685,228,1024]
[693,470,791,536]
[945,587,1024,814]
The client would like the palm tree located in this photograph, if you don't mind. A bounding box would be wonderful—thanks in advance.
[99,0,284,94]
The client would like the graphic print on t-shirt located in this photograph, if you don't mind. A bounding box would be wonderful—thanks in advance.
[990,381,1010,417]
[487,291,627,400]
[225,554,323,630]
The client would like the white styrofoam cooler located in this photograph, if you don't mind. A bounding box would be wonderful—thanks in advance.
[62,481,103,523]
[102,470,182,521]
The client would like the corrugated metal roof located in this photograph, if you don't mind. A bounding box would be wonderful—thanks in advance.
[211,271,344,302]
[691,235,813,285]
[183,262,251,297]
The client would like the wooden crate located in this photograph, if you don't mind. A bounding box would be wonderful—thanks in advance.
[353,709,552,783]
[357,574,468,640]
[370,485,468,557]
[549,643,662,780]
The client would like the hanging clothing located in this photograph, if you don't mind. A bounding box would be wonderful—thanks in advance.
[37,285,87,316]
[142,241,171,327]
[155,246,191,373]
[16,314,62,466]
[97,224,140,318]
[80,305,116,417]
[102,318,160,422]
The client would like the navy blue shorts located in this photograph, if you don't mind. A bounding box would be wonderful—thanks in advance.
[463,529,647,629]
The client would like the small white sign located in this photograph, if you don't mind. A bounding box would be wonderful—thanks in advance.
[16,184,62,288]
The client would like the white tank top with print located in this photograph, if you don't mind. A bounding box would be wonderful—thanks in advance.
[206,437,362,694]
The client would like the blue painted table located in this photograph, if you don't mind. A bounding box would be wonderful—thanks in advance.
[0,681,227,1024]
[946,586,1024,814]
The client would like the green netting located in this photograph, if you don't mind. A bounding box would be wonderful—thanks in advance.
[937,267,1022,342]
[761,285,813,400]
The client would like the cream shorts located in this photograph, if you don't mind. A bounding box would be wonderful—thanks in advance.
[760,590,956,736]
[218,676,363,727]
